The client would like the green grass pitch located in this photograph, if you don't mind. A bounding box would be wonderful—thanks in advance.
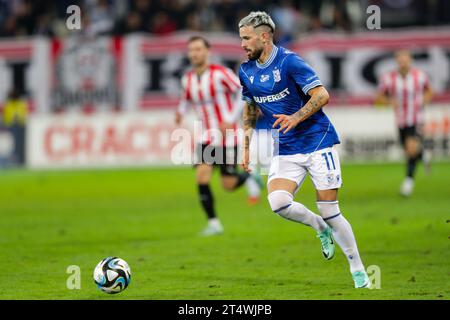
[0,162,449,300]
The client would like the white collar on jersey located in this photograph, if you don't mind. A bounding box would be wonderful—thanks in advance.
[256,45,278,69]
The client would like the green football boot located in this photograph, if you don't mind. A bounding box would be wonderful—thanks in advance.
[317,226,335,260]
[352,270,371,289]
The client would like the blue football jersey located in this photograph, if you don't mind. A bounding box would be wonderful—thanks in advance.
[239,45,340,155]
[255,112,270,130]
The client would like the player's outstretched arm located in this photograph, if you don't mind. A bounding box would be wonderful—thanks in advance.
[273,86,329,134]
[176,96,189,125]
[242,101,258,172]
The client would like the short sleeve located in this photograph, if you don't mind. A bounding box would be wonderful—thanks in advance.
[177,73,190,114]
[219,67,241,93]
[286,54,322,95]
[239,66,254,103]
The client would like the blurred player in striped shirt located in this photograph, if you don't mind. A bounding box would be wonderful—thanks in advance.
[376,50,433,197]
[175,36,262,236]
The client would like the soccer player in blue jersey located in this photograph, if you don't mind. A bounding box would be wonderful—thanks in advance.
[238,11,370,288]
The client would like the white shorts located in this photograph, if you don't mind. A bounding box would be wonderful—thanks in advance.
[267,146,342,191]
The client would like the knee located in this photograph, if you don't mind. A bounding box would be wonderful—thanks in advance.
[197,177,210,185]
[405,139,419,157]
[221,176,235,191]
[316,200,341,221]
[405,146,415,158]
[222,183,234,191]
[268,190,293,216]
[196,170,211,184]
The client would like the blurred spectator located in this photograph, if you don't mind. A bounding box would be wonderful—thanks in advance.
[150,11,177,35]
[184,11,202,32]
[0,16,17,37]
[0,0,10,26]
[85,0,114,36]
[271,0,302,46]
[34,14,54,36]
[307,0,354,32]
[2,88,27,128]
[15,0,34,35]
[133,0,156,28]
[332,0,352,31]
[115,10,144,34]
[213,0,239,32]
[2,88,27,164]
[182,0,216,32]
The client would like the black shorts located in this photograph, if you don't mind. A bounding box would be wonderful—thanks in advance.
[195,144,239,176]
[398,126,422,146]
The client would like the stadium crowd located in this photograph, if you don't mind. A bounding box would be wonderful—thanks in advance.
[0,0,449,42]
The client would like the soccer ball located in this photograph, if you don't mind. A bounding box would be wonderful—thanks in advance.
[93,257,131,294]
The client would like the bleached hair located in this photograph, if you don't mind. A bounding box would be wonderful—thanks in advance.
[238,11,275,33]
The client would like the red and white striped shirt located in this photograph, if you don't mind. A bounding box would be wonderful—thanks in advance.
[178,64,243,146]
[378,68,431,128]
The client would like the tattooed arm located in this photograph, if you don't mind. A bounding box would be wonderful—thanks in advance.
[272,86,330,134]
[242,101,258,172]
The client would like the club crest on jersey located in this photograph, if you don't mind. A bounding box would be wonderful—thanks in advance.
[249,76,254,84]
[273,69,281,82]
[260,74,270,82]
